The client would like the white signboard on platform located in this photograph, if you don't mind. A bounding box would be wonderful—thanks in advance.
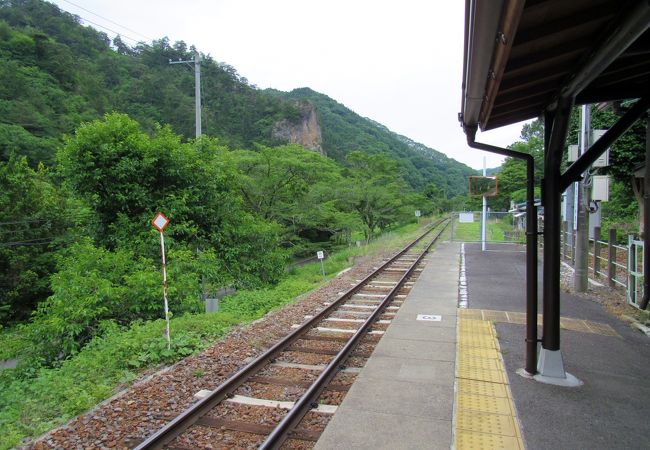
[459,212,474,223]
[417,314,442,322]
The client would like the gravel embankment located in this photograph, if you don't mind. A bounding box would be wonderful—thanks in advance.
[28,251,397,450]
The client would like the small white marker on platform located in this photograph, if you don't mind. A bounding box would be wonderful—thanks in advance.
[417,314,442,322]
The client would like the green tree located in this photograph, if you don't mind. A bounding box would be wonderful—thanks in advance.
[0,155,84,325]
[343,151,414,241]
[58,113,287,286]
[231,144,359,252]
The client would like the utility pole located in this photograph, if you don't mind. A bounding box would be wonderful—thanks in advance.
[169,52,202,138]
[574,104,591,292]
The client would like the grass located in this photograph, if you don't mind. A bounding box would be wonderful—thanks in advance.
[452,217,523,243]
[0,218,433,450]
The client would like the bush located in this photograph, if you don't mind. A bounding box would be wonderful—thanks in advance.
[22,240,205,365]
[0,312,238,450]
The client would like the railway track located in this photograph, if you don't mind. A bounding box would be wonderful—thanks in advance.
[135,218,449,449]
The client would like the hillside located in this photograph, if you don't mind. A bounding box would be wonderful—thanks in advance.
[269,88,476,196]
[0,0,301,165]
[0,0,474,195]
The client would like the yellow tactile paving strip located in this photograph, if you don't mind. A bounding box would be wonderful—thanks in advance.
[454,318,525,450]
[459,309,619,337]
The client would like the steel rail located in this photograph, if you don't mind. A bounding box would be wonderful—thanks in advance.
[259,220,449,449]
[134,218,448,450]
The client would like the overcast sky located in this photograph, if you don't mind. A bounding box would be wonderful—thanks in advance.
[48,0,530,170]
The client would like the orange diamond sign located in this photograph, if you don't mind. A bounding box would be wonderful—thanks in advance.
[151,212,170,232]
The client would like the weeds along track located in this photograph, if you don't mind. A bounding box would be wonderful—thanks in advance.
[133,218,449,450]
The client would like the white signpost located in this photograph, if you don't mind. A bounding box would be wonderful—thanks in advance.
[317,250,325,276]
[151,212,171,349]
[415,209,421,224]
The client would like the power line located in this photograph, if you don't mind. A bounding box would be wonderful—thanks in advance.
[59,0,154,42]
[0,227,42,235]
[0,237,55,247]
[0,218,47,226]
[73,14,144,45]
[0,212,94,227]
[0,230,87,247]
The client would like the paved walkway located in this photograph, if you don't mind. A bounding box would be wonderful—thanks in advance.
[315,241,460,450]
[465,243,650,450]
[315,241,650,449]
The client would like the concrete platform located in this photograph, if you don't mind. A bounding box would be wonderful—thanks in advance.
[316,239,650,449]
[465,242,650,450]
[315,241,460,450]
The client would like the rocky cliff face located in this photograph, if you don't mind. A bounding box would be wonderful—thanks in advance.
[272,101,324,155]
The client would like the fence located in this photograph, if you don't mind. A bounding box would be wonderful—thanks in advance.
[559,223,644,309]
[450,211,525,243]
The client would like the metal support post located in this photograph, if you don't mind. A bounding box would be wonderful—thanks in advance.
[575,105,590,292]
[524,150,538,375]
[542,107,565,352]
[537,104,581,386]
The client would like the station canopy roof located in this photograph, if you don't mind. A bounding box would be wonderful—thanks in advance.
[461,0,650,133]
